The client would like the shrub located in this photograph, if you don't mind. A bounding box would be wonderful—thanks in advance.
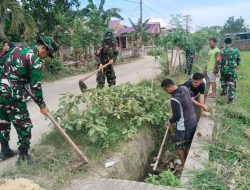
[55,83,170,148]
[145,170,181,187]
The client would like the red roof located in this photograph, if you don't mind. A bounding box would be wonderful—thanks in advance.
[108,20,161,36]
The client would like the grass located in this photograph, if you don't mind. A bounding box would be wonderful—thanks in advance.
[191,51,250,190]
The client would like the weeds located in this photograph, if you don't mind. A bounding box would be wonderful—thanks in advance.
[191,52,250,190]
[145,170,181,187]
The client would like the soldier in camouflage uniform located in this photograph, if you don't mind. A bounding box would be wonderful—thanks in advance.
[0,34,58,163]
[185,48,195,76]
[219,38,240,104]
[95,28,118,88]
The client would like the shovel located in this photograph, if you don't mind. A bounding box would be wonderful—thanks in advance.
[79,62,111,91]
[152,123,171,171]
[24,87,88,167]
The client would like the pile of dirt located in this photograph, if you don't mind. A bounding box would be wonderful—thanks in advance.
[0,178,44,190]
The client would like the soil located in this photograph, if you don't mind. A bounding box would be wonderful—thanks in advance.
[0,178,44,190]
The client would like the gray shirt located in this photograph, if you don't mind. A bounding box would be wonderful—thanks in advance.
[169,86,197,130]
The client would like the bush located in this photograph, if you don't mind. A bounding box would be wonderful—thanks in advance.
[145,170,181,187]
[55,83,170,148]
[43,58,64,75]
[159,53,170,75]
[147,48,164,57]
[42,59,96,81]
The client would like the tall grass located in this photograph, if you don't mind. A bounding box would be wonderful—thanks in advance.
[191,51,250,190]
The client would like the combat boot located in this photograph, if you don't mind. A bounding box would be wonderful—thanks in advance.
[16,147,34,165]
[220,91,227,96]
[0,141,18,161]
[227,98,233,104]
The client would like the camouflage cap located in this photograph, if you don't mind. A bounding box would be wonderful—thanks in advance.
[224,37,232,44]
[102,28,115,41]
[36,33,58,58]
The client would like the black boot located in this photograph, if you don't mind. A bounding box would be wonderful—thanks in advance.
[16,147,33,165]
[0,141,18,161]
[227,98,233,104]
[220,91,227,96]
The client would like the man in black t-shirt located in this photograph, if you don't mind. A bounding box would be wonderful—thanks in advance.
[182,73,208,112]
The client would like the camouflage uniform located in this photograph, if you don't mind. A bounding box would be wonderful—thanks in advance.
[220,46,240,101]
[0,34,57,162]
[185,49,195,75]
[95,29,118,88]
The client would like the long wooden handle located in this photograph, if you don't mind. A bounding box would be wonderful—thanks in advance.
[153,125,170,171]
[24,87,88,164]
[80,62,111,82]
[47,113,88,164]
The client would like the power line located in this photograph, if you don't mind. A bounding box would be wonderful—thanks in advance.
[142,2,168,20]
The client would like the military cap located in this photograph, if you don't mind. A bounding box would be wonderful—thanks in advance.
[36,34,58,58]
[102,28,115,41]
[224,37,232,44]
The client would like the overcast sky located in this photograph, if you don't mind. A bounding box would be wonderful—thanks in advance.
[80,0,250,30]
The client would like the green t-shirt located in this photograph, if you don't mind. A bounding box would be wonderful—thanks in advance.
[207,47,220,72]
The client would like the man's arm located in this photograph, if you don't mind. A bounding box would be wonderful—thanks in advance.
[169,100,181,124]
[24,52,46,108]
[192,94,208,111]
[214,51,221,74]
[236,49,240,66]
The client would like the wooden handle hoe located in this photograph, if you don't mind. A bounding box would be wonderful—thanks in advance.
[153,124,171,171]
[79,62,111,91]
[24,88,88,165]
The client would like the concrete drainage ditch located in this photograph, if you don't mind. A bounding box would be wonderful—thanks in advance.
[63,127,183,189]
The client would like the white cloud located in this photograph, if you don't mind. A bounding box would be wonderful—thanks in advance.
[180,2,250,30]
[149,16,169,27]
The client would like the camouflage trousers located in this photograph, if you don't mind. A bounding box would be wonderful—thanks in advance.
[96,65,116,88]
[184,59,193,75]
[220,73,237,100]
[0,94,32,150]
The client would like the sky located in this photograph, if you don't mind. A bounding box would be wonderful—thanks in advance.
[80,0,250,31]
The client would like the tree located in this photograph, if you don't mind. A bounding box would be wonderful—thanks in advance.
[169,14,185,30]
[128,18,150,49]
[192,28,210,58]
[221,16,248,35]
[81,0,123,46]
[20,0,80,35]
[0,0,36,41]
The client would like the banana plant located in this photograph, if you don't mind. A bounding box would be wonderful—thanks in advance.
[0,0,35,41]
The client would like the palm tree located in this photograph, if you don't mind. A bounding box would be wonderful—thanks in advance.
[81,0,123,46]
[0,0,36,41]
[128,18,150,49]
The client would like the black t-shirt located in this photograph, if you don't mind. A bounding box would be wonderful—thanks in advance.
[182,80,205,97]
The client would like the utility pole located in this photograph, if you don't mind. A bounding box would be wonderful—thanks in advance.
[140,0,143,51]
[183,14,191,32]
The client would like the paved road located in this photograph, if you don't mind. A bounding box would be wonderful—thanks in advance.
[0,55,160,170]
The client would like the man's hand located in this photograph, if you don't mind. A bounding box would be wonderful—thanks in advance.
[108,59,114,65]
[98,64,103,71]
[40,106,49,116]
[166,121,172,129]
[201,104,209,112]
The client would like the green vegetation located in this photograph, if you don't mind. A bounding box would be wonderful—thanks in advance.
[1,81,171,189]
[147,48,164,57]
[55,82,170,149]
[191,51,250,190]
[42,58,96,81]
[145,170,181,187]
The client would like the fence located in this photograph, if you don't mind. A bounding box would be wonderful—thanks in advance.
[233,39,250,51]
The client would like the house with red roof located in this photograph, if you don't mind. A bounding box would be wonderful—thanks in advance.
[109,20,161,49]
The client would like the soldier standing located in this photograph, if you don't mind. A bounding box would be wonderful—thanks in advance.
[95,28,118,88]
[185,48,195,76]
[0,34,58,163]
[219,37,240,104]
